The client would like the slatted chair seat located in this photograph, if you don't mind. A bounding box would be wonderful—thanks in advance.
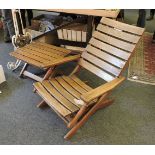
[10,42,80,81]
[34,75,93,117]
[33,17,145,139]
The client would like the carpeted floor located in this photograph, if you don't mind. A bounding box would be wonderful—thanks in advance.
[128,32,155,85]
[0,10,155,145]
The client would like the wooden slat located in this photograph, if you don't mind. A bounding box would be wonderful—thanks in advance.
[34,82,71,117]
[44,9,120,18]
[23,45,64,59]
[67,30,72,41]
[79,59,115,82]
[49,79,81,108]
[10,52,45,68]
[62,76,87,94]
[15,49,50,64]
[42,81,79,112]
[89,38,130,60]
[63,29,68,40]
[70,75,92,91]
[29,43,69,56]
[93,31,135,52]
[44,54,80,68]
[86,44,125,68]
[97,24,140,43]
[23,71,43,82]
[82,31,87,42]
[56,77,81,98]
[33,42,71,54]
[71,30,77,41]
[57,29,63,39]
[101,17,144,35]
[77,31,82,42]
[81,76,125,103]
[82,52,121,76]
[19,48,55,61]
[63,45,85,53]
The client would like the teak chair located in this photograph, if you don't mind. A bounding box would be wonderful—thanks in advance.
[10,42,80,81]
[33,17,145,139]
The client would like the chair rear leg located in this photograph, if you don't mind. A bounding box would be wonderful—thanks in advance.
[96,99,114,111]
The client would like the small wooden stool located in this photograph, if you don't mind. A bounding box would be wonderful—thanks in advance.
[10,42,80,81]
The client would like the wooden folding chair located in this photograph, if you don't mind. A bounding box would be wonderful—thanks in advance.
[33,17,145,139]
[10,42,80,81]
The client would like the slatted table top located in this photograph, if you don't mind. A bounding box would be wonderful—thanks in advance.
[42,9,120,18]
[10,42,72,68]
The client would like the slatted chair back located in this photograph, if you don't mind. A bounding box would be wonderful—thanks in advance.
[79,17,145,82]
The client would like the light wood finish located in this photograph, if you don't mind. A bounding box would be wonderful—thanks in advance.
[70,75,92,91]
[97,24,140,43]
[42,81,79,112]
[88,39,130,60]
[44,55,80,68]
[23,71,43,82]
[57,23,87,43]
[37,100,46,108]
[34,75,94,117]
[44,9,120,18]
[93,31,135,52]
[100,17,144,35]
[10,42,80,81]
[34,82,71,117]
[86,44,126,68]
[63,29,68,40]
[10,42,71,68]
[64,93,110,139]
[61,45,85,53]
[33,17,145,139]
[79,59,115,82]
[67,105,87,128]
[79,16,144,82]
[82,52,121,76]
[43,67,54,80]
[81,76,125,103]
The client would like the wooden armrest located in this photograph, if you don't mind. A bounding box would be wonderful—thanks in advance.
[44,54,81,68]
[81,76,125,103]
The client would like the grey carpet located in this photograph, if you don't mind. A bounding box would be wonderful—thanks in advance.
[0,10,155,144]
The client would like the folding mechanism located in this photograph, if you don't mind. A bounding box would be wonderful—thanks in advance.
[33,17,145,139]
[10,41,80,81]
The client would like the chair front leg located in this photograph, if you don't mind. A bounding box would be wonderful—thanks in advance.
[64,93,110,139]
[67,104,88,128]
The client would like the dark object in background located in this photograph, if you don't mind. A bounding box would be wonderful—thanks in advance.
[152,31,155,43]
[20,9,33,28]
[146,9,155,21]
[117,9,124,20]
[1,9,15,42]
[60,12,77,20]
[137,9,146,28]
